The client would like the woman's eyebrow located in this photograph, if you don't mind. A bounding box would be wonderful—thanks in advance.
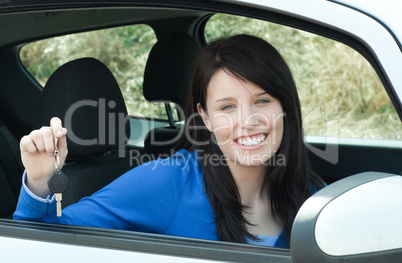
[215,97,233,103]
[215,92,268,103]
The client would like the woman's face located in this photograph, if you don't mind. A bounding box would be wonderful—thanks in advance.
[197,68,284,167]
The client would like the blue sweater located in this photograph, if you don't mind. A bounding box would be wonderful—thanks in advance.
[14,150,287,248]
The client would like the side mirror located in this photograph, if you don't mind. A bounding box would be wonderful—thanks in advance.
[291,172,402,263]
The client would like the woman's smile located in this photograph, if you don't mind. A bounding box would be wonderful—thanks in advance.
[235,133,268,149]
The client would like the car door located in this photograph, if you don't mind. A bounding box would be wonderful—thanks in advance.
[0,0,401,262]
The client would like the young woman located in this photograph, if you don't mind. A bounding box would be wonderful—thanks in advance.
[14,35,325,248]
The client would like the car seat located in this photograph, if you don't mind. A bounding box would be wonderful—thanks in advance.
[142,32,201,158]
[34,57,134,208]
[0,119,24,218]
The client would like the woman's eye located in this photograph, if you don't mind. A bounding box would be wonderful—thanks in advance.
[256,99,270,104]
[221,104,234,111]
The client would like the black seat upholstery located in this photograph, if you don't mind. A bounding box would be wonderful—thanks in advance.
[0,119,24,218]
[34,57,133,208]
[143,32,201,157]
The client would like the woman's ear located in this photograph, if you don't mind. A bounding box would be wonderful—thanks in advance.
[197,103,212,132]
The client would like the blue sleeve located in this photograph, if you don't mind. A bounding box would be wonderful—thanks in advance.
[14,153,193,233]
[13,171,58,221]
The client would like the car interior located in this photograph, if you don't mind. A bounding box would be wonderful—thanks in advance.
[0,2,400,238]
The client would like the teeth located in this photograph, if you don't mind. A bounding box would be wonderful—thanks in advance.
[237,134,266,146]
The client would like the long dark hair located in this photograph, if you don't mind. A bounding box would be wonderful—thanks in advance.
[176,34,325,247]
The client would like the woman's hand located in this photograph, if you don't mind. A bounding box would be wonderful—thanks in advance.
[20,117,68,198]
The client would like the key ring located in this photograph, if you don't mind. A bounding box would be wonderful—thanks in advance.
[54,137,60,171]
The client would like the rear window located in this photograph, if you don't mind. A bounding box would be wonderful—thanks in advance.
[19,24,176,121]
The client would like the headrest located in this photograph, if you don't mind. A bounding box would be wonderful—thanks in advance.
[34,58,130,157]
[143,32,201,108]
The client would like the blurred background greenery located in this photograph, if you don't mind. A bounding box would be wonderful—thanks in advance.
[20,13,401,140]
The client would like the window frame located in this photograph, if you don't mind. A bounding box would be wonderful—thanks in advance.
[2,219,291,262]
[1,0,401,261]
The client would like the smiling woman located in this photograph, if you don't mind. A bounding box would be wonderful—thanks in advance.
[177,34,326,246]
[14,34,325,249]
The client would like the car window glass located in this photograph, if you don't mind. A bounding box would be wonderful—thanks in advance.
[19,24,177,121]
[205,14,401,141]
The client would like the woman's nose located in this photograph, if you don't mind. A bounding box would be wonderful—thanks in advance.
[239,106,260,129]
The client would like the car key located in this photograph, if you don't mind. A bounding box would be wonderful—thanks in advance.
[47,138,68,217]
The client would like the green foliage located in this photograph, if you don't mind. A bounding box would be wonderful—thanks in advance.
[20,14,401,139]
[205,14,401,139]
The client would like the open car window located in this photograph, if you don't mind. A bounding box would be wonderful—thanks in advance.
[19,14,402,144]
[15,9,401,220]
[205,14,402,141]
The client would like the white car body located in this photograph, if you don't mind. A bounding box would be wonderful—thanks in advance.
[0,0,401,262]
